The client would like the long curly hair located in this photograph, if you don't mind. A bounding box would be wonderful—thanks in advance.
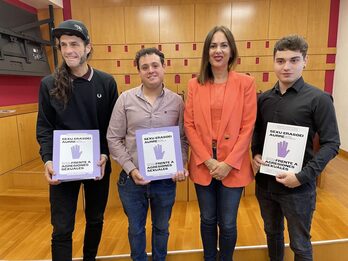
[50,61,72,106]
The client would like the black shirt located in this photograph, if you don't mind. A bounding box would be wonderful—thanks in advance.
[36,68,118,169]
[251,77,340,194]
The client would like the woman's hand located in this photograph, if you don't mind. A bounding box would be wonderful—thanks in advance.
[210,162,233,181]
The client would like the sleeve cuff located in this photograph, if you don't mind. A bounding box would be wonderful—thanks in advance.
[101,154,108,161]
[295,172,309,185]
[44,160,52,166]
[123,161,137,175]
[43,154,52,163]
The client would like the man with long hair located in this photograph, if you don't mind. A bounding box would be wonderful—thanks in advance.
[36,19,118,261]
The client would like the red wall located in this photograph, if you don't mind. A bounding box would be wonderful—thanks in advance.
[0,0,41,106]
[0,76,41,106]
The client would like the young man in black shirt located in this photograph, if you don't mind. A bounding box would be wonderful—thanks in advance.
[36,20,118,261]
[251,35,340,261]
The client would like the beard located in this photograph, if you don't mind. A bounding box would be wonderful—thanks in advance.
[79,53,88,65]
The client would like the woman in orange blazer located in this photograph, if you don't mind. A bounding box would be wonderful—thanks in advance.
[184,26,257,261]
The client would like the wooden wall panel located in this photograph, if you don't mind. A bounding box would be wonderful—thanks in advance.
[91,45,119,60]
[177,74,196,101]
[90,7,125,44]
[125,6,159,43]
[89,60,117,74]
[247,72,271,93]
[164,59,200,74]
[264,71,326,91]
[70,5,89,25]
[306,0,330,49]
[195,3,232,42]
[250,70,326,93]
[232,0,270,40]
[163,75,178,93]
[17,113,40,164]
[302,71,325,90]
[160,5,195,43]
[0,171,11,193]
[236,56,273,72]
[161,43,202,59]
[0,117,21,175]
[126,44,150,58]
[306,55,335,70]
[89,60,138,74]
[269,0,308,39]
[237,40,273,56]
[112,75,123,94]
[129,74,142,88]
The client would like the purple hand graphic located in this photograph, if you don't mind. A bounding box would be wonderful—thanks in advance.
[71,144,83,159]
[153,144,165,160]
[277,141,290,158]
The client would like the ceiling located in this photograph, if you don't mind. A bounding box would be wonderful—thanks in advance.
[19,0,63,9]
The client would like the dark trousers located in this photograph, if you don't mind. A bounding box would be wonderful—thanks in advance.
[195,180,243,261]
[49,172,110,261]
[256,185,316,261]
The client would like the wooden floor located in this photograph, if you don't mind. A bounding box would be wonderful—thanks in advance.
[0,155,348,260]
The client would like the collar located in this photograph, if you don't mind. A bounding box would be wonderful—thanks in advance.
[274,76,304,94]
[70,65,93,81]
[136,84,165,99]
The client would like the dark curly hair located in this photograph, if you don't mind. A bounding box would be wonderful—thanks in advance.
[273,35,308,59]
[134,47,165,71]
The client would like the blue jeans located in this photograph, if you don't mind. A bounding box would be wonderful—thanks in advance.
[117,170,176,261]
[256,185,316,261]
[195,179,243,261]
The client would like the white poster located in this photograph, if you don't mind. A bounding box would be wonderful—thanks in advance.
[260,122,309,176]
[59,133,94,175]
[142,130,177,177]
[53,130,100,181]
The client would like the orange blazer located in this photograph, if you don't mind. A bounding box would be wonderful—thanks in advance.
[184,71,257,187]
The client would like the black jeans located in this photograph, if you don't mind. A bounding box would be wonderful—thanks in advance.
[49,172,110,261]
[256,185,316,261]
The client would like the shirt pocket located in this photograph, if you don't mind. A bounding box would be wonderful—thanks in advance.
[162,109,179,125]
